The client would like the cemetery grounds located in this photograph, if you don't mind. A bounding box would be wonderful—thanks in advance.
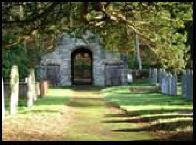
[2,81,193,141]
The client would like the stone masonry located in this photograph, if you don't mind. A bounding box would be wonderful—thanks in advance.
[39,30,127,86]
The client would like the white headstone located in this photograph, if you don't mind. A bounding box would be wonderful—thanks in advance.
[168,73,177,96]
[10,65,19,115]
[27,69,36,107]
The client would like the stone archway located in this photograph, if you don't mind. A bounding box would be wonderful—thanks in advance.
[71,47,93,85]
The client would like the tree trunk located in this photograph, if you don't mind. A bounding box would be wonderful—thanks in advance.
[135,32,142,70]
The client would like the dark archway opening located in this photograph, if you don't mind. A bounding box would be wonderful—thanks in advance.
[71,47,93,85]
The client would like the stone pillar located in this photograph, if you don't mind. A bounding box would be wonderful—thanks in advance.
[2,78,5,121]
[27,69,36,107]
[10,65,19,115]
[152,68,158,84]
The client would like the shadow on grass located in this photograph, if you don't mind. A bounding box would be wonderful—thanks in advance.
[161,131,193,141]
[112,119,193,132]
[103,114,193,123]
[66,98,104,107]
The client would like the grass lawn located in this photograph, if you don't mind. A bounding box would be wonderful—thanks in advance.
[102,81,193,140]
[3,82,193,141]
[3,89,72,140]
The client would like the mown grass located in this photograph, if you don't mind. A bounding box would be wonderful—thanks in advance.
[102,82,193,140]
[4,89,71,118]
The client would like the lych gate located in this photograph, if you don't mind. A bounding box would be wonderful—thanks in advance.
[37,30,128,86]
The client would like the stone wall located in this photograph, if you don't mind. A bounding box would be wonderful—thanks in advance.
[39,30,126,86]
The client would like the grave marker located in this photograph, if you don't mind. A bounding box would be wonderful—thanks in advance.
[10,65,19,115]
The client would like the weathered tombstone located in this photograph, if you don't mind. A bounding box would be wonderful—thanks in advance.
[2,78,5,121]
[152,68,158,84]
[168,73,177,96]
[40,80,48,96]
[10,65,19,115]
[27,69,36,107]
[161,72,169,94]
[182,69,193,99]
[35,82,41,97]
[31,69,37,101]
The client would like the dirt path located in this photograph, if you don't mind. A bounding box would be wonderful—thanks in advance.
[2,86,157,141]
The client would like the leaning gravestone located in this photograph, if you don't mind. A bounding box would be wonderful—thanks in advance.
[27,69,36,107]
[10,65,19,115]
[2,78,5,121]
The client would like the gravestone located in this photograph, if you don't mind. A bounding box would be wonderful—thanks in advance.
[152,68,158,84]
[181,70,186,97]
[2,78,5,121]
[182,69,193,99]
[10,65,19,115]
[27,69,36,107]
[158,68,163,84]
[40,81,48,96]
[35,82,40,97]
[161,72,169,94]
[168,73,177,96]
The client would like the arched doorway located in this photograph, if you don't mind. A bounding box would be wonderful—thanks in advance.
[71,47,93,85]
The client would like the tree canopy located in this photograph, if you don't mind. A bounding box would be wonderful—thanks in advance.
[2,2,193,78]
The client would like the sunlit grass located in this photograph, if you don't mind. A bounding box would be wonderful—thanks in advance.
[103,83,193,140]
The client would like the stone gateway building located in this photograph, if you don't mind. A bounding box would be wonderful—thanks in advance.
[37,30,128,86]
